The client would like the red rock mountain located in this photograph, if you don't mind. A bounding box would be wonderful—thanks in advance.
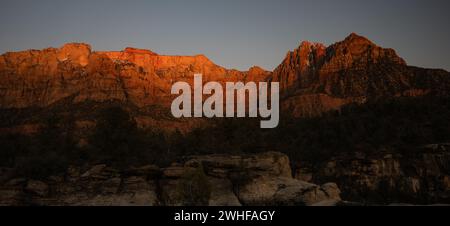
[272,33,450,117]
[0,33,449,131]
[0,43,269,109]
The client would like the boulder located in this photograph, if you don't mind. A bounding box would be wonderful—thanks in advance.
[67,166,81,181]
[118,177,159,206]
[208,178,241,206]
[125,165,160,178]
[80,164,107,178]
[237,176,341,206]
[57,176,159,206]
[162,166,195,178]
[25,180,49,197]
[159,178,183,206]
[98,177,121,194]
[0,188,24,206]
[185,151,292,178]
[321,183,341,200]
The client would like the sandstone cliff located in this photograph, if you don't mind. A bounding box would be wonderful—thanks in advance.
[272,33,450,117]
[0,43,269,109]
[0,43,269,132]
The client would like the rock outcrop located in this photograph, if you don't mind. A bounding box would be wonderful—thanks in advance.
[0,152,341,206]
[295,144,450,204]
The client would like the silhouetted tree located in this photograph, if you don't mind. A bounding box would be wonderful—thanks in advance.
[89,107,139,166]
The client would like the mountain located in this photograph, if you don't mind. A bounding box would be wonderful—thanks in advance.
[0,43,269,109]
[272,33,450,117]
[0,43,269,132]
[0,33,449,132]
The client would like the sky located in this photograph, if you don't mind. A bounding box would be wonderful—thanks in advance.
[1,0,450,71]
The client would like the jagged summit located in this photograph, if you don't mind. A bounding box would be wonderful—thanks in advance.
[344,32,373,43]
[298,40,326,49]
[270,33,449,117]
[327,33,406,66]
[275,33,407,74]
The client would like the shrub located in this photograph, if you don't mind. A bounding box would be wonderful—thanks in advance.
[176,166,211,206]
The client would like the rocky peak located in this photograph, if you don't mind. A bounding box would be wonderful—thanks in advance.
[281,41,326,69]
[272,40,326,93]
[246,66,270,82]
[57,43,92,66]
[60,42,92,51]
[323,33,407,71]
[296,41,327,70]
[123,47,158,56]
[272,33,409,94]
[269,33,450,117]
[248,65,265,74]
[343,32,374,45]
[192,54,213,64]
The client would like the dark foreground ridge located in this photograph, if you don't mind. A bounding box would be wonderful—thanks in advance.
[1,147,449,206]
[0,152,343,206]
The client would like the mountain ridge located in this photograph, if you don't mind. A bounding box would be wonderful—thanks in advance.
[0,33,449,129]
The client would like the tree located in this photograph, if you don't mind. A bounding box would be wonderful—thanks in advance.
[90,106,139,166]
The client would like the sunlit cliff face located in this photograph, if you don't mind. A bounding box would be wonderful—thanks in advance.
[0,33,449,131]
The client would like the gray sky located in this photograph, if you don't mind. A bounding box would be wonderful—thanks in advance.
[1,0,449,71]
